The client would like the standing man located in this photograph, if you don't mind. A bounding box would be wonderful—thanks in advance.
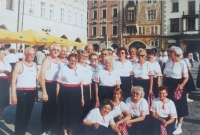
[84,44,94,54]
[5,48,19,70]
[40,44,61,135]
[11,47,37,135]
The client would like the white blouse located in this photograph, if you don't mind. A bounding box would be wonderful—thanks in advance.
[162,56,168,63]
[110,101,129,118]
[164,59,188,79]
[183,58,191,69]
[0,60,11,77]
[56,65,83,84]
[94,68,121,86]
[77,63,93,84]
[150,98,177,118]
[114,60,133,77]
[89,65,103,80]
[126,97,149,117]
[150,61,162,78]
[83,108,115,127]
[132,61,153,79]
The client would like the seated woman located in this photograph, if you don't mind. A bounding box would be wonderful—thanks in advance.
[150,86,177,135]
[83,99,121,135]
[110,88,131,129]
[125,86,149,135]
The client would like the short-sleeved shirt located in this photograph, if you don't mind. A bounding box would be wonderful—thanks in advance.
[162,56,168,63]
[150,61,162,78]
[56,65,83,84]
[114,60,133,77]
[83,108,115,127]
[94,68,121,86]
[126,97,149,117]
[5,53,18,63]
[36,51,46,65]
[110,101,129,118]
[164,59,188,79]
[16,53,24,59]
[183,58,191,69]
[77,63,93,84]
[150,98,177,118]
[89,65,102,80]
[132,61,153,79]
[129,58,138,65]
[0,60,11,77]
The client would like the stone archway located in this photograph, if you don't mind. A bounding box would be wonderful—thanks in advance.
[129,41,146,49]
[75,37,82,43]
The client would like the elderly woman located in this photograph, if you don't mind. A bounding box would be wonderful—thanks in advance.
[163,46,189,135]
[94,56,121,103]
[56,53,84,135]
[147,50,162,97]
[132,48,153,100]
[129,46,138,65]
[0,48,11,122]
[99,49,109,68]
[115,47,133,100]
[83,99,121,135]
[58,46,68,67]
[125,86,149,135]
[150,86,177,135]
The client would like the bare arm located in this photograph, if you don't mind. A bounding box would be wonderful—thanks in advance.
[89,84,92,99]
[149,75,153,94]
[110,124,121,135]
[81,85,85,107]
[152,112,175,127]
[95,82,99,101]
[56,82,60,104]
[126,115,146,125]
[157,76,161,87]
[178,76,188,90]
[116,112,131,125]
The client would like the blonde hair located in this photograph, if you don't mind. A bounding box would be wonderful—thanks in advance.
[137,48,147,56]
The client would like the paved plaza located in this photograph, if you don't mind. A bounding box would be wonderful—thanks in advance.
[0,62,200,135]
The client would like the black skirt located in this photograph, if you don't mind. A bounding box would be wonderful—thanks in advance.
[98,86,115,102]
[133,78,150,100]
[0,78,10,108]
[185,70,196,92]
[196,67,200,88]
[57,85,82,128]
[163,78,189,117]
[90,80,96,109]
[120,76,132,101]
[82,85,91,119]
[153,78,158,98]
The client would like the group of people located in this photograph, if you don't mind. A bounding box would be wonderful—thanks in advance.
[0,44,198,135]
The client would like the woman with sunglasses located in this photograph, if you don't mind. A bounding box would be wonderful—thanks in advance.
[125,86,149,135]
[147,50,162,97]
[114,47,133,100]
[163,46,188,135]
[56,53,84,135]
[128,46,138,65]
[94,56,121,103]
[132,48,153,100]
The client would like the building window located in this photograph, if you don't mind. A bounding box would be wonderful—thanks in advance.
[143,27,145,34]
[102,26,106,36]
[81,15,83,26]
[155,26,158,34]
[68,10,71,24]
[102,9,106,18]
[147,10,156,20]
[93,27,97,36]
[41,2,46,18]
[29,0,35,14]
[170,19,179,32]
[189,1,195,15]
[147,0,151,4]
[93,0,97,4]
[151,26,154,34]
[102,0,106,2]
[113,26,117,35]
[139,27,141,34]
[153,0,156,3]
[50,4,54,20]
[187,18,195,30]
[93,10,97,19]
[172,3,179,12]
[6,0,13,10]
[113,8,117,17]
[61,8,64,22]
[135,0,138,4]
[75,13,78,25]
[127,10,135,21]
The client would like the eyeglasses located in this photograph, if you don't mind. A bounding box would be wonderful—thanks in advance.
[137,55,145,57]
[52,49,60,52]
[102,53,108,56]
[91,58,97,61]
[132,92,140,95]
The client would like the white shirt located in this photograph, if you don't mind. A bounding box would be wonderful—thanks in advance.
[129,58,138,65]
[150,61,162,78]
[150,98,177,118]
[162,56,168,63]
[110,101,129,118]
[83,108,115,127]
[89,65,103,79]
[99,61,116,69]
[132,61,153,79]
[16,53,24,59]
[57,65,83,84]
[114,60,133,77]
[5,53,18,63]
[126,97,149,117]
[164,59,188,79]
[0,60,11,77]
[58,59,68,68]
[94,68,121,86]
[183,58,191,69]
[77,63,93,84]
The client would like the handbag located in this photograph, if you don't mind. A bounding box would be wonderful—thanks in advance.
[174,88,183,100]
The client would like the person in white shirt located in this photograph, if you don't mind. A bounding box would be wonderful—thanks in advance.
[85,44,94,55]
[115,47,133,100]
[161,51,168,74]
[83,99,121,135]
[99,49,109,68]
[125,86,149,135]
[151,86,177,135]
[157,51,163,66]
[0,48,11,123]
[58,46,68,67]
[132,48,153,100]
[128,46,138,65]
[56,53,84,135]
[5,48,19,70]
[163,46,189,135]
[147,50,162,97]
[94,56,121,103]
[16,49,24,61]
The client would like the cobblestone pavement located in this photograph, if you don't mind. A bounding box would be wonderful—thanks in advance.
[0,61,200,135]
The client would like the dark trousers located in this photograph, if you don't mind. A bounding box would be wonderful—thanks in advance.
[189,59,193,68]
[41,82,57,133]
[15,90,36,135]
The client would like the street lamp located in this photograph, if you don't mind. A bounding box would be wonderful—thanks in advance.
[42,27,51,34]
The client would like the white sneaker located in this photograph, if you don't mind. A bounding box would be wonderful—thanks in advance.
[187,98,193,102]
[173,128,182,134]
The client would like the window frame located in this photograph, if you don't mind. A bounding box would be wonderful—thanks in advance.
[170,18,179,32]
[172,2,179,12]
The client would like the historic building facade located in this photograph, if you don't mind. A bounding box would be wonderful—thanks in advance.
[122,0,161,49]
[0,0,87,50]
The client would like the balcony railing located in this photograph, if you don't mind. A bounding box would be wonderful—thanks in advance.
[182,10,199,16]
[91,35,97,38]
[100,18,107,23]
[125,20,137,26]
[112,17,118,22]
